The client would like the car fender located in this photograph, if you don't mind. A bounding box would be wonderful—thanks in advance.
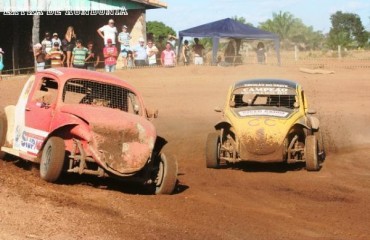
[307,115,320,130]
[4,105,15,147]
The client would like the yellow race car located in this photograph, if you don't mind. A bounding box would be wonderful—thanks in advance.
[206,79,325,171]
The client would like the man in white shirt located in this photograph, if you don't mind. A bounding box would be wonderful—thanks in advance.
[97,19,118,46]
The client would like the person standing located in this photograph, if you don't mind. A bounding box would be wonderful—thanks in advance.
[192,38,204,65]
[47,42,65,68]
[41,32,52,68]
[146,40,158,66]
[71,39,88,69]
[33,43,46,72]
[97,19,118,46]
[161,42,176,67]
[118,25,131,68]
[51,33,62,47]
[0,48,4,78]
[133,37,147,67]
[256,42,267,64]
[182,40,190,65]
[64,26,76,67]
[85,42,100,71]
[103,38,118,72]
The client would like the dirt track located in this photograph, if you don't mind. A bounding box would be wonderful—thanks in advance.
[1,64,370,240]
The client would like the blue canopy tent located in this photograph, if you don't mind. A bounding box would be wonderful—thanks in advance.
[178,18,281,65]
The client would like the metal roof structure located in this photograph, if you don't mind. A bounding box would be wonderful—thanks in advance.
[0,0,167,12]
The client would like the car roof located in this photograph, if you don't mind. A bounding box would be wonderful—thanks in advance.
[36,68,138,92]
[233,79,299,89]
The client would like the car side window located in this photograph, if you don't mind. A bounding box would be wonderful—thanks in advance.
[33,78,58,107]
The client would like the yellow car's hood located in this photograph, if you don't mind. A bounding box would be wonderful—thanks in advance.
[226,108,301,155]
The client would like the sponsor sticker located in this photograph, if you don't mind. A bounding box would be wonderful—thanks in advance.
[238,109,289,117]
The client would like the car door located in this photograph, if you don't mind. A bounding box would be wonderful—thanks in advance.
[21,74,59,155]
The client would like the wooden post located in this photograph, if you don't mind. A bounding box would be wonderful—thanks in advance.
[294,45,298,61]
[338,45,342,60]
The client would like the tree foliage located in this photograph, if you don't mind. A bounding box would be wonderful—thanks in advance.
[231,15,254,27]
[259,11,324,50]
[328,11,369,49]
[146,21,176,42]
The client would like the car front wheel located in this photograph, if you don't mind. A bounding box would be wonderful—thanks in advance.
[305,135,320,171]
[40,136,66,182]
[206,132,221,168]
[155,153,178,195]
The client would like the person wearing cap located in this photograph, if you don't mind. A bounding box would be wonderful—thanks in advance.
[97,19,118,46]
[103,38,118,72]
[51,33,62,48]
[0,48,4,77]
[167,34,177,49]
[133,37,147,67]
[48,42,65,68]
[146,40,158,66]
[118,25,132,68]
[71,39,88,69]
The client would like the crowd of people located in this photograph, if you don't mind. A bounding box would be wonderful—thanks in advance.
[31,19,208,73]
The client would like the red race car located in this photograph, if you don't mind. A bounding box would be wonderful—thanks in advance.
[0,68,177,194]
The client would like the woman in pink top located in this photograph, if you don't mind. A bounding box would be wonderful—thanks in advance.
[160,42,176,67]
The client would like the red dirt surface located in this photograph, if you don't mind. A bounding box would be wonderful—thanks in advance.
[1,64,370,240]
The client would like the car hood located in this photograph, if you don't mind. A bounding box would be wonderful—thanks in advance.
[226,109,297,155]
[61,104,156,174]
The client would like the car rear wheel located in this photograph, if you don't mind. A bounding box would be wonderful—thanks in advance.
[0,113,7,159]
[305,135,320,171]
[206,132,221,168]
[40,136,66,182]
[155,153,178,195]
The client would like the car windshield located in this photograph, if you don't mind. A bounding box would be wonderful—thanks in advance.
[62,79,141,114]
[231,85,297,109]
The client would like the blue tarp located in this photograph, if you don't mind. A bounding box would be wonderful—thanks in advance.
[178,18,281,65]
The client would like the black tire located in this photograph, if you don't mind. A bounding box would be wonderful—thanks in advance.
[313,130,326,161]
[206,132,220,168]
[155,153,178,195]
[305,135,320,171]
[0,112,7,159]
[40,136,66,182]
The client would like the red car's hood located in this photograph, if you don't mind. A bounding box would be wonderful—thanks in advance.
[60,104,154,133]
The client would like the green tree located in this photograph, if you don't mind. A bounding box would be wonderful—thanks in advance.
[259,11,324,50]
[259,11,295,41]
[231,15,254,27]
[328,11,369,49]
[146,21,176,42]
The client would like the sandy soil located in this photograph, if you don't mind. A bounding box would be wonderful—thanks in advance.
[1,64,370,240]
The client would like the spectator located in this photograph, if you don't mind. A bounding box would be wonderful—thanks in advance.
[64,26,76,67]
[161,42,176,67]
[127,50,134,68]
[182,40,190,65]
[118,25,131,68]
[0,48,4,77]
[71,39,88,69]
[192,38,204,65]
[103,38,118,72]
[47,42,65,68]
[33,43,45,71]
[146,40,158,66]
[85,41,100,71]
[41,32,52,68]
[51,33,62,47]
[167,34,177,50]
[97,19,118,46]
[256,42,267,64]
[133,37,147,67]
